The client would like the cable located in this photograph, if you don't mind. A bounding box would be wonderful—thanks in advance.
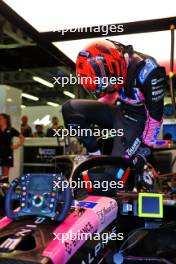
[114,223,176,264]
[119,227,146,253]
[123,256,173,264]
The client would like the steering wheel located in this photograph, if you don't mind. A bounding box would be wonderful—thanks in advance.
[5,173,72,222]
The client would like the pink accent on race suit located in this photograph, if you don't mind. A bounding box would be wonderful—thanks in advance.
[42,196,118,264]
[118,87,145,105]
[142,117,162,146]
[142,107,163,146]
[98,92,119,104]
[99,88,162,147]
[98,88,144,106]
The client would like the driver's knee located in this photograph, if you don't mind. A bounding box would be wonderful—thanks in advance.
[62,100,74,126]
[62,100,86,127]
[62,101,85,129]
[62,100,80,119]
[62,99,73,117]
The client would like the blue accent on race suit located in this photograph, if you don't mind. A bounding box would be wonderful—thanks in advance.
[118,58,158,105]
[150,127,161,144]
[118,87,142,104]
[138,58,157,85]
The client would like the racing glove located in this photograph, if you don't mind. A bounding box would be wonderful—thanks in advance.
[132,145,151,172]
[132,146,155,191]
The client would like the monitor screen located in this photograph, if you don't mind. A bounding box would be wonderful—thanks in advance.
[163,124,176,140]
[138,193,163,218]
[29,175,52,192]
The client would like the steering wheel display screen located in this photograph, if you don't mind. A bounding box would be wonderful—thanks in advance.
[29,176,52,192]
[18,173,60,218]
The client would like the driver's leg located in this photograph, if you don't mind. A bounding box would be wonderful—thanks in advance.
[111,105,146,157]
[106,105,146,188]
[62,99,116,154]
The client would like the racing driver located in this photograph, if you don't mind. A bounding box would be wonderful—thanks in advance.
[62,40,166,188]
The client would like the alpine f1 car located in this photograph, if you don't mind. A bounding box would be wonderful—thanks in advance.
[0,156,176,264]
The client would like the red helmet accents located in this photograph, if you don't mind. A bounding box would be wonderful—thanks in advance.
[76,40,127,95]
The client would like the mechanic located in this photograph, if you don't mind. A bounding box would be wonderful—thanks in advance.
[62,40,166,173]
